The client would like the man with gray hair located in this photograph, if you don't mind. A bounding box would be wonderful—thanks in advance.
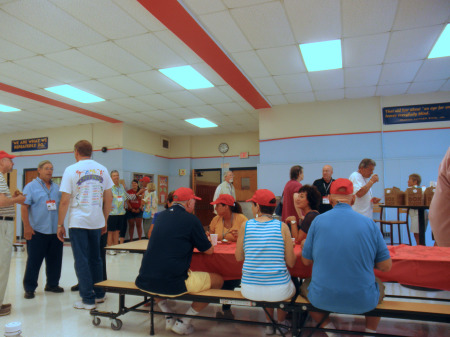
[349,158,381,218]
[212,171,235,214]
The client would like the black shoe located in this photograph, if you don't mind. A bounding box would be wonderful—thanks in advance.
[24,291,35,299]
[71,284,79,292]
[45,285,64,293]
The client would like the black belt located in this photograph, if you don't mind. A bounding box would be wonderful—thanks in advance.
[0,216,14,221]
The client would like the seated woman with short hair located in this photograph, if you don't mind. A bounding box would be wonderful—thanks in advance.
[235,189,296,335]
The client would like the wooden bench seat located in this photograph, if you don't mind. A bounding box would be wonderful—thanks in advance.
[91,280,450,336]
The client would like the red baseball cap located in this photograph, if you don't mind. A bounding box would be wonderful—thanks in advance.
[0,151,15,160]
[173,187,201,201]
[139,176,151,183]
[246,189,276,206]
[210,194,235,206]
[330,178,354,195]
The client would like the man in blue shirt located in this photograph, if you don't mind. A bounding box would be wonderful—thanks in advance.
[21,160,63,299]
[301,178,392,336]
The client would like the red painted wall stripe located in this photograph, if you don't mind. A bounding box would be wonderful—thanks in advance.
[0,82,122,124]
[137,0,270,109]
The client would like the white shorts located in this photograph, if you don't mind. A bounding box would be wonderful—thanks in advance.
[409,209,428,234]
[241,281,295,302]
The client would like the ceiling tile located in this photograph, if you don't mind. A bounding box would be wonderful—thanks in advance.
[51,0,147,39]
[0,10,68,54]
[111,97,154,112]
[154,30,203,64]
[267,94,288,105]
[138,94,181,110]
[379,61,422,85]
[191,63,228,86]
[116,33,186,69]
[223,0,273,8]
[218,86,246,103]
[309,69,344,90]
[198,10,252,53]
[440,80,450,92]
[164,107,198,119]
[376,83,410,96]
[98,75,153,97]
[213,102,245,115]
[393,0,450,30]
[129,70,183,93]
[112,0,167,32]
[315,89,345,101]
[79,42,151,74]
[285,0,341,43]
[257,45,306,75]
[0,37,35,60]
[188,105,222,117]
[3,0,106,47]
[253,77,281,96]
[407,80,446,95]
[47,49,119,79]
[343,33,389,67]
[345,65,382,87]
[162,91,205,106]
[285,92,315,104]
[72,80,127,100]
[345,86,376,99]
[184,0,227,15]
[231,1,295,49]
[414,58,450,82]
[0,62,60,88]
[232,51,270,78]
[92,101,135,115]
[342,0,397,37]
[191,87,233,104]
[141,110,178,121]
[274,73,312,93]
[384,26,443,63]
[15,56,89,83]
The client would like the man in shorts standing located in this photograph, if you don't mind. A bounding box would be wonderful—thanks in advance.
[135,187,223,335]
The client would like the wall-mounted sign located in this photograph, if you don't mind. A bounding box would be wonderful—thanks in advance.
[158,175,169,204]
[240,152,249,159]
[12,137,48,152]
[383,102,450,125]
[179,169,186,176]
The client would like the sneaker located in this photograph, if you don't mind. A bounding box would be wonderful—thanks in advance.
[95,296,106,304]
[275,320,291,335]
[107,250,117,255]
[71,284,79,291]
[45,285,64,293]
[171,319,194,335]
[0,305,11,316]
[24,291,35,299]
[265,325,275,335]
[119,250,128,254]
[216,309,234,320]
[165,316,175,330]
[73,301,96,310]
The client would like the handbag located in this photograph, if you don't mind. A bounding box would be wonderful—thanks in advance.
[275,194,283,216]
[143,210,151,219]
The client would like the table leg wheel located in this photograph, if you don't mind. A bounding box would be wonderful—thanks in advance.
[92,317,101,326]
[111,319,122,330]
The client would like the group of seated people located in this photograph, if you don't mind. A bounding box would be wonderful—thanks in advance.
[135,178,392,336]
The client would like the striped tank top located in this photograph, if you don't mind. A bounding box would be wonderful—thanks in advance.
[242,218,291,286]
[0,174,15,217]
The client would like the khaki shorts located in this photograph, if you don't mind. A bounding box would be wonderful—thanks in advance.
[185,270,211,293]
[300,277,385,305]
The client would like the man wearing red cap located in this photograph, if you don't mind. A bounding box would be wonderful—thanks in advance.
[0,151,26,316]
[301,178,392,336]
[136,187,223,335]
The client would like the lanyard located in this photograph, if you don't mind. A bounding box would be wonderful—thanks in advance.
[323,180,332,194]
[36,178,52,201]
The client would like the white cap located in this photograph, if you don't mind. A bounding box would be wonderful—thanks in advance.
[4,322,22,336]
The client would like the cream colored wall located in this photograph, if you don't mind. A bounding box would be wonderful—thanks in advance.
[0,122,124,155]
[188,132,259,158]
[169,136,191,158]
[259,93,450,140]
[122,124,169,157]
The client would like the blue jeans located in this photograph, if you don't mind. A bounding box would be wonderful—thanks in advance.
[69,228,105,305]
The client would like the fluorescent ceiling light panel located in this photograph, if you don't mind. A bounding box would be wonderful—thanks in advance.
[299,39,342,72]
[159,66,214,89]
[185,118,217,128]
[45,85,105,103]
[0,104,21,112]
[428,24,450,59]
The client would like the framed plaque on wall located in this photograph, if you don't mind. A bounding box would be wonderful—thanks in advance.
[158,175,168,204]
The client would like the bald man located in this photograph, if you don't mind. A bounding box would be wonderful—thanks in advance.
[313,165,335,214]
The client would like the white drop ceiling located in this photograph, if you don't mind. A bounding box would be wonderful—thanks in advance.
[0,0,449,137]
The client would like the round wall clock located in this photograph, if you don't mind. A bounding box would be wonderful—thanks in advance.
[218,142,229,154]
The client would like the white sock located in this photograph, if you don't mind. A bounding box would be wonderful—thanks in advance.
[157,300,170,313]
[182,307,199,324]
[324,322,339,337]
[365,328,377,333]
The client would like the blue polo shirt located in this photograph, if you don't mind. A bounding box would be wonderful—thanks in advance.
[23,177,61,234]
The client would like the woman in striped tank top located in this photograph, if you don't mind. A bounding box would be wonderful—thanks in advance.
[236,189,296,335]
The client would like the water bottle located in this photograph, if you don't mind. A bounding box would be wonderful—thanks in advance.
[4,322,22,336]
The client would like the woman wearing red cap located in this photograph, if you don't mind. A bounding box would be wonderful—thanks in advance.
[236,189,296,335]
[126,180,143,241]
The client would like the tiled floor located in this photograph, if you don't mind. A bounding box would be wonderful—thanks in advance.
[1,246,449,336]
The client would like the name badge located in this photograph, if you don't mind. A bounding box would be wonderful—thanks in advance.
[323,196,330,204]
[117,196,123,202]
[46,200,57,211]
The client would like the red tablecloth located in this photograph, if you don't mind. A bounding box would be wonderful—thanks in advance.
[375,245,450,290]
[191,242,312,280]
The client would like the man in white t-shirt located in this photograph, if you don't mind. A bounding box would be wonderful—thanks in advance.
[349,159,381,218]
[57,140,113,310]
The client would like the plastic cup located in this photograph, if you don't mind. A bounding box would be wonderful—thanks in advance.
[210,234,218,246]
[291,238,296,246]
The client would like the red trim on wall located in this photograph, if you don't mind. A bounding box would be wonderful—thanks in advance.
[260,127,450,142]
[136,0,270,110]
[0,82,122,123]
